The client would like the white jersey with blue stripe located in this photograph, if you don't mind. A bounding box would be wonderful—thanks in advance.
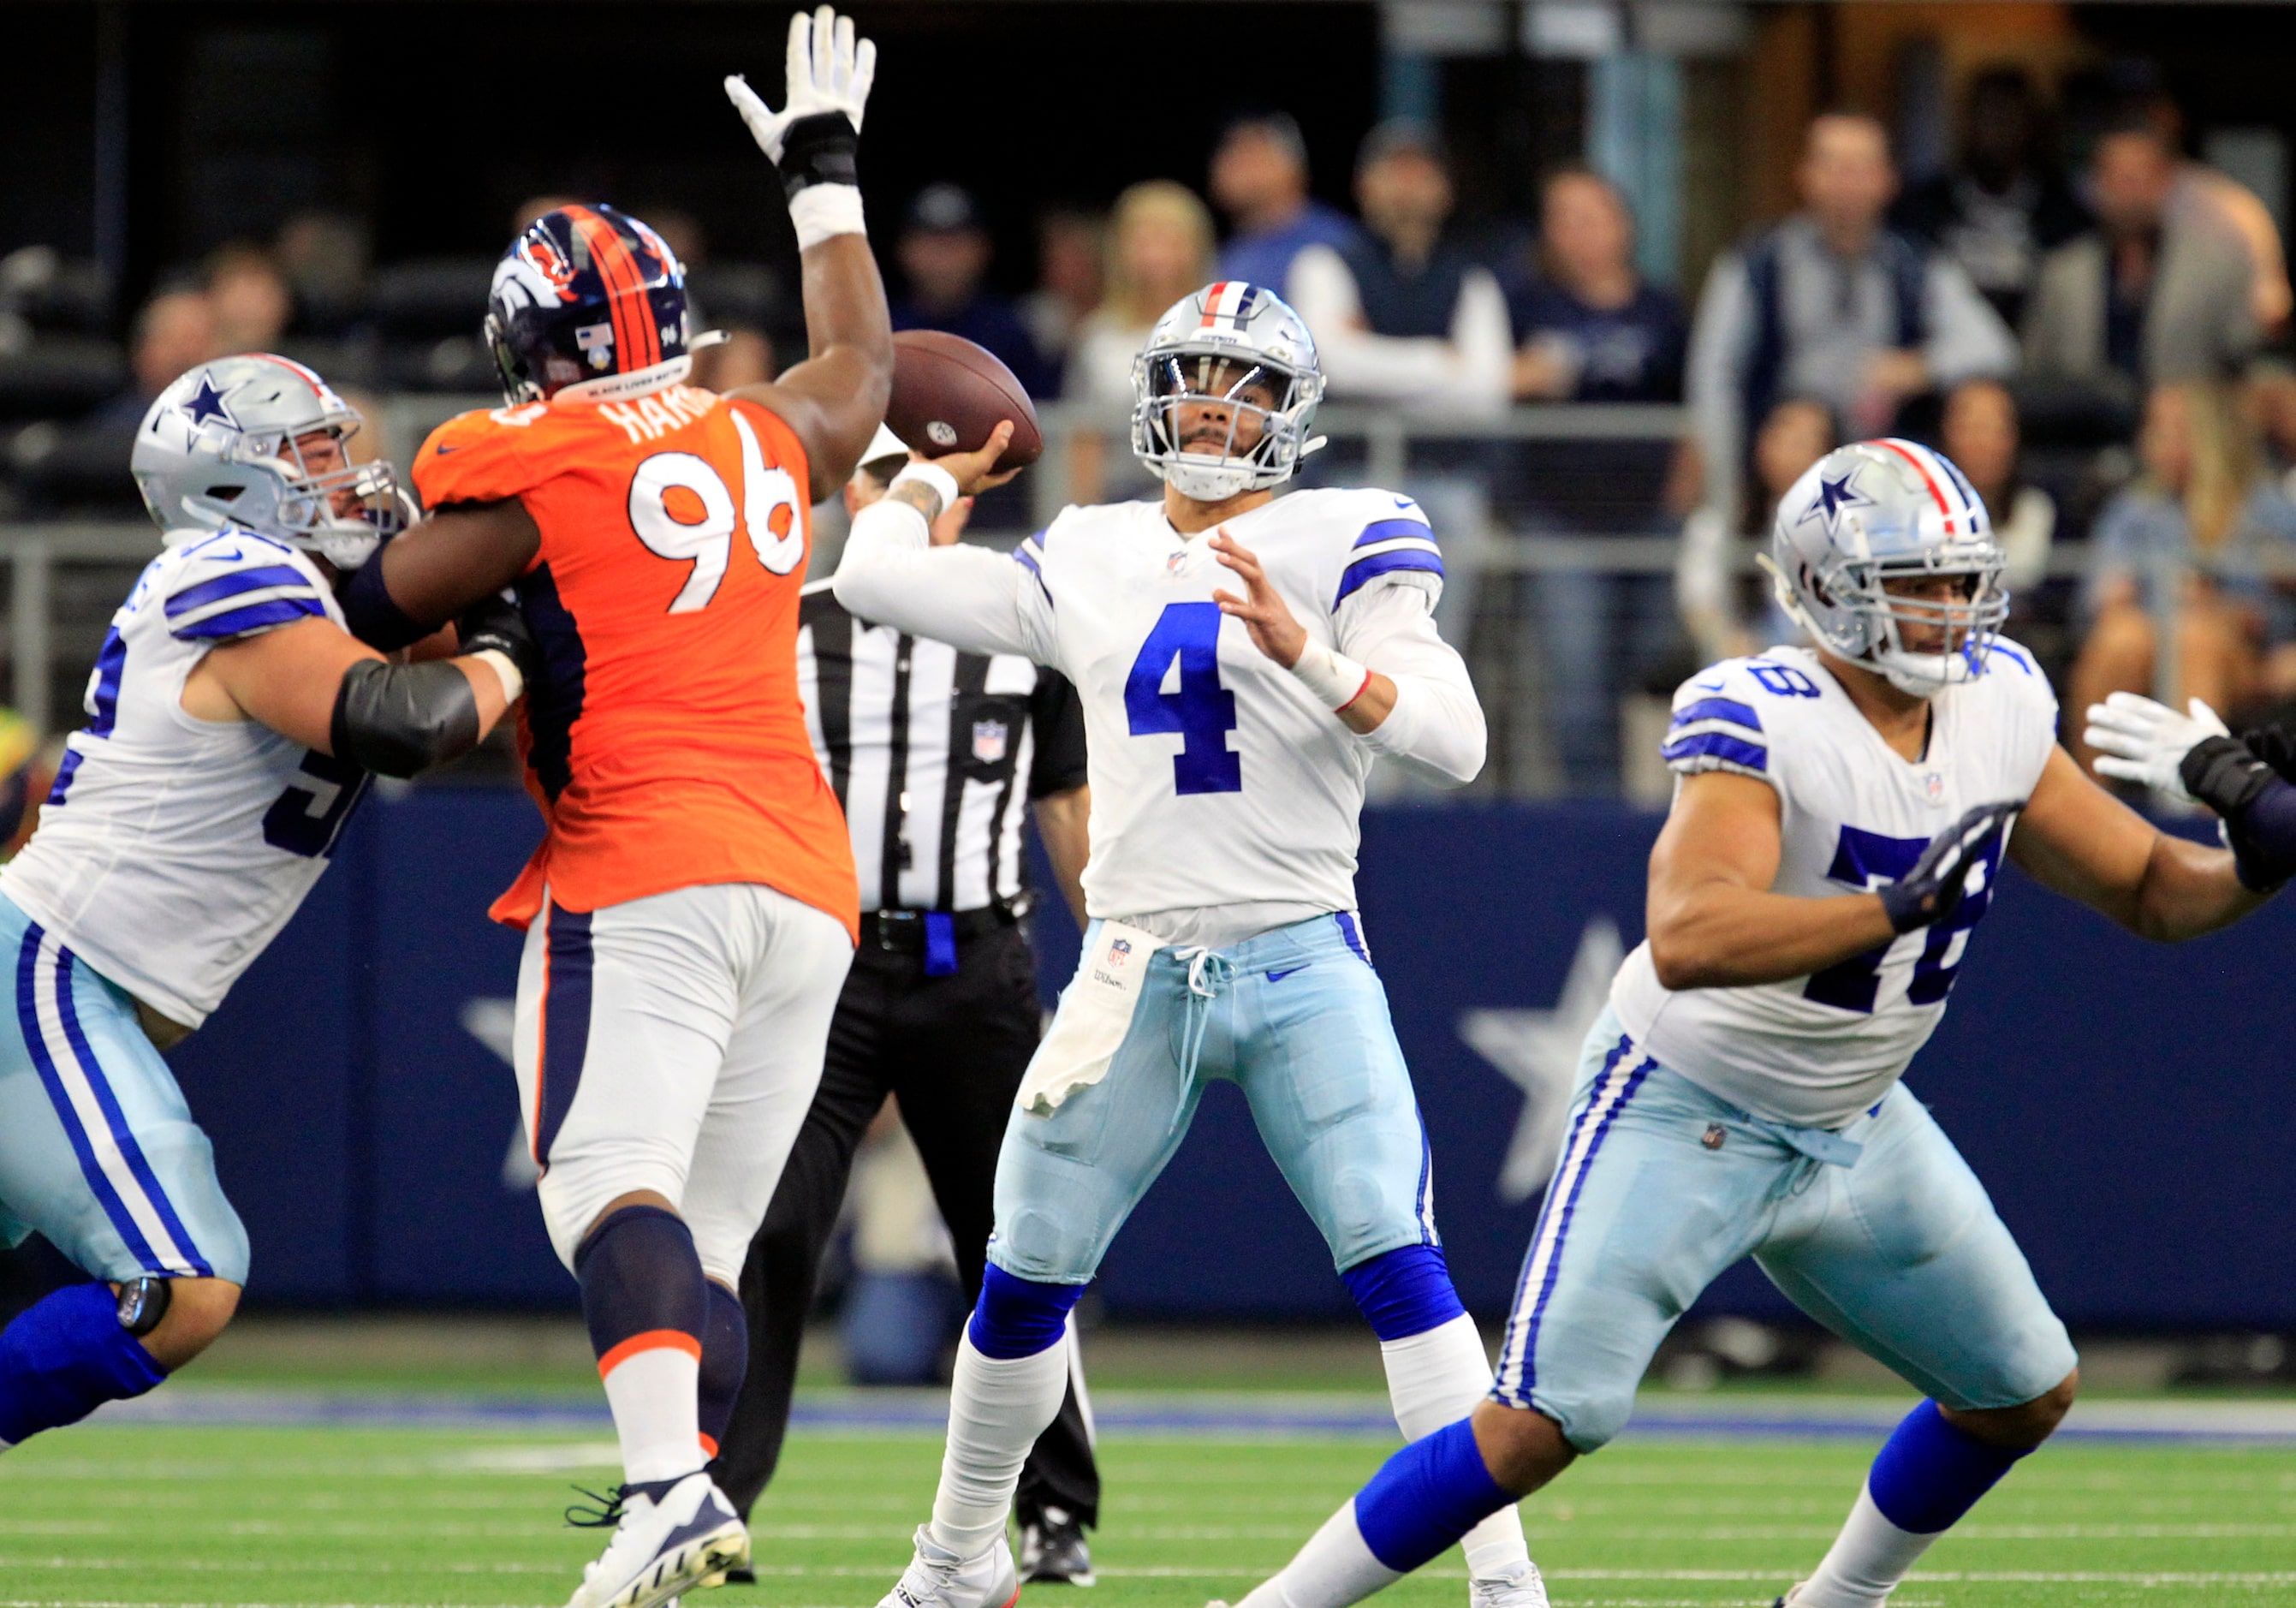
[1608,640,2058,1128]
[0,528,366,1029]
[1015,487,1445,923]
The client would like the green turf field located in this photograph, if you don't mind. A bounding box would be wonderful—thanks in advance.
[0,1413,2289,1608]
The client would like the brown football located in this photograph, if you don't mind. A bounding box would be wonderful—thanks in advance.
[886,330,1044,473]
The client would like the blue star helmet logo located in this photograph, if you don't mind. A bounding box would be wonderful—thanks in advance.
[179,372,238,431]
[1801,468,1875,534]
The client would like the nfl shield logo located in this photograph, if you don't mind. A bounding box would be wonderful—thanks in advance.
[973,718,1008,764]
[1924,771,1945,803]
[1167,551,1187,575]
[1108,938,1132,967]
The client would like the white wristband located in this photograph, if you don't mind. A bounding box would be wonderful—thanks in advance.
[471,648,524,706]
[889,461,960,521]
[1289,638,1372,712]
[788,183,865,251]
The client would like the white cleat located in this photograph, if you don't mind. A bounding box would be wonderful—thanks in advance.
[877,1524,1020,1608]
[563,1472,750,1608]
[1470,1562,1551,1608]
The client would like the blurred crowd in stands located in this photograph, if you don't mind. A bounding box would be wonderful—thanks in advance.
[8,64,2296,795]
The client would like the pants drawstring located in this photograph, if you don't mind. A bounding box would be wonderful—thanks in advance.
[1168,946,1235,1134]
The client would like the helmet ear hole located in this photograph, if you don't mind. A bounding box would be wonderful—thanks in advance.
[205,485,243,502]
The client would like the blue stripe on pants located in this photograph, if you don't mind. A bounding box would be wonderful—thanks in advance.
[535,904,595,1167]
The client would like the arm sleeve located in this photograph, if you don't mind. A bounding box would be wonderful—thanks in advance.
[1332,582,1485,787]
[830,495,1056,663]
[1026,670,1090,799]
[1685,254,1754,521]
[1922,258,2019,384]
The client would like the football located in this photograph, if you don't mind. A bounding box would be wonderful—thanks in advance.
[886,330,1044,472]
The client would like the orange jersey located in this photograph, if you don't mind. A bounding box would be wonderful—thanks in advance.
[413,386,858,940]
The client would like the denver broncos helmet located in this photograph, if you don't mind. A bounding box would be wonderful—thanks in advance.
[484,205,693,405]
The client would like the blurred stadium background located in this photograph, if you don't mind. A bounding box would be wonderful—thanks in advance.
[1,3,2293,1604]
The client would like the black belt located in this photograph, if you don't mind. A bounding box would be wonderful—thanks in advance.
[862,899,1026,952]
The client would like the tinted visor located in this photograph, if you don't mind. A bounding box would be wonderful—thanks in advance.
[1144,352,1293,413]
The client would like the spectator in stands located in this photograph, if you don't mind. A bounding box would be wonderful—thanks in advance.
[205,245,293,354]
[88,288,218,427]
[1686,113,2016,528]
[2023,116,2257,416]
[1678,397,1838,665]
[1065,182,1215,503]
[2069,378,2296,765]
[1508,166,1686,403]
[1288,121,1512,414]
[1942,378,2055,593]
[1020,208,1106,389]
[1892,67,2090,330]
[274,211,370,337]
[891,182,1051,398]
[1209,111,1359,294]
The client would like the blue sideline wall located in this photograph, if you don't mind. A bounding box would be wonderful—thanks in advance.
[168,790,2296,1327]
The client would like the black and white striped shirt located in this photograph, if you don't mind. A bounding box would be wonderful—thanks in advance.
[796,580,1087,914]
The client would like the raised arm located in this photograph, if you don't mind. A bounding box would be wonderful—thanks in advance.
[723,8,894,502]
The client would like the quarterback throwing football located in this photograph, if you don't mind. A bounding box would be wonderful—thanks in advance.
[1221,438,2279,1608]
[836,284,1546,1608]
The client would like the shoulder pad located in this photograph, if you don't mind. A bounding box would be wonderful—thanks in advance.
[1333,491,1441,610]
[1659,657,1821,781]
[160,530,330,643]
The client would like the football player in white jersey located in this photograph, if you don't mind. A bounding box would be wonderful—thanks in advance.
[833,283,1548,1608]
[1217,438,2279,1608]
[0,354,529,1450]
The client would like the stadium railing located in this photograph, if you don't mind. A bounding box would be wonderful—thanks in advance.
[0,397,2149,792]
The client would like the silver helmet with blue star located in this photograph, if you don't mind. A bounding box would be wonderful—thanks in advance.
[1131,282,1326,501]
[130,354,411,569]
[1764,437,2008,695]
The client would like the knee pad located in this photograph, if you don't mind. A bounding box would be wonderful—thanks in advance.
[967,1265,1086,1361]
[574,1205,706,1368]
[1342,1244,1467,1342]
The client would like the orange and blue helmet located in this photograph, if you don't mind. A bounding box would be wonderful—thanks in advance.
[484,204,693,404]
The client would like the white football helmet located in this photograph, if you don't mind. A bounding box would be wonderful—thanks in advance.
[1131,282,1325,501]
[131,354,411,570]
[1764,438,2008,696]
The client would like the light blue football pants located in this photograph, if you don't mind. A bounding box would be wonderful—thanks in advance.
[987,913,1438,1285]
[0,892,247,1285]
[1491,1004,2076,1451]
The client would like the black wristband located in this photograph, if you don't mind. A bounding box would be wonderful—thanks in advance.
[2243,718,2296,782]
[775,112,860,200]
[2180,735,2276,817]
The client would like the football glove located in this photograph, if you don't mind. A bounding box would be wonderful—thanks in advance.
[724,6,875,197]
[2178,734,2294,891]
[2083,690,2229,803]
[1879,801,2021,934]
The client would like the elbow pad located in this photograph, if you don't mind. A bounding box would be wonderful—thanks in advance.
[330,659,480,779]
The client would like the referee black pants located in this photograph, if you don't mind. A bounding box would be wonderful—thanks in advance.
[708,922,1100,1527]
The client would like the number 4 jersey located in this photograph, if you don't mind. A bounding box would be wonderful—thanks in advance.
[414,385,857,939]
[1609,640,2059,1129]
[1,530,369,1029]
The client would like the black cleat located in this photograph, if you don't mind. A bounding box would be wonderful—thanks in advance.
[1018,1505,1094,1586]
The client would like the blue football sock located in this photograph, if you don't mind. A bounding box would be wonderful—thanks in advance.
[1866,1399,2029,1534]
[0,1281,167,1446]
[966,1265,1084,1361]
[697,1279,746,1456]
[1341,1244,1467,1342]
[1352,1417,1513,1573]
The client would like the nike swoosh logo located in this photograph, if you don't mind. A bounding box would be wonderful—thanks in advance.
[1265,966,1307,983]
[433,444,460,454]
[1692,678,1726,691]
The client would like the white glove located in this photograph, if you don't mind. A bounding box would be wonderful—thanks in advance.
[723,6,876,165]
[2084,690,2230,801]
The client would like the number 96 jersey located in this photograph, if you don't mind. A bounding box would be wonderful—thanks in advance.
[0,531,367,1029]
[1608,640,2059,1129]
[415,387,856,939]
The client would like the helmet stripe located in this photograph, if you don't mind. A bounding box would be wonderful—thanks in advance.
[566,206,661,372]
[1199,282,1228,330]
[1875,438,1957,535]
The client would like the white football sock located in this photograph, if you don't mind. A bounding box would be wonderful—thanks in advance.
[1381,1315,1532,1580]
[1238,1498,1403,1608]
[928,1333,1068,1557]
[600,1343,705,1486]
[1796,1484,1938,1607]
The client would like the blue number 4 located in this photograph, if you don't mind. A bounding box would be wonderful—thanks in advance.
[1125,601,1241,795]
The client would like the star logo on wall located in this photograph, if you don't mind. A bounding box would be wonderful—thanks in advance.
[1458,917,1624,1204]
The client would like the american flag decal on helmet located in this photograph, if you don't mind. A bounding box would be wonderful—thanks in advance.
[1198,281,1262,330]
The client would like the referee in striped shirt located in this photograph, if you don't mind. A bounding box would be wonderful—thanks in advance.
[711,428,1102,1584]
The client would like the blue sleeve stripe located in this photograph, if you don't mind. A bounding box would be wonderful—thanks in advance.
[1671,696,1762,732]
[164,565,316,618]
[169,596,326,640]
[1335,547,1445,607]
[1354,517,1436,550]
[1014,546,1041,576]
[1662,731,1768,772]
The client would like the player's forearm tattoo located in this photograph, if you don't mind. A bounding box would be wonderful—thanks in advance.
[889,479,945,525]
